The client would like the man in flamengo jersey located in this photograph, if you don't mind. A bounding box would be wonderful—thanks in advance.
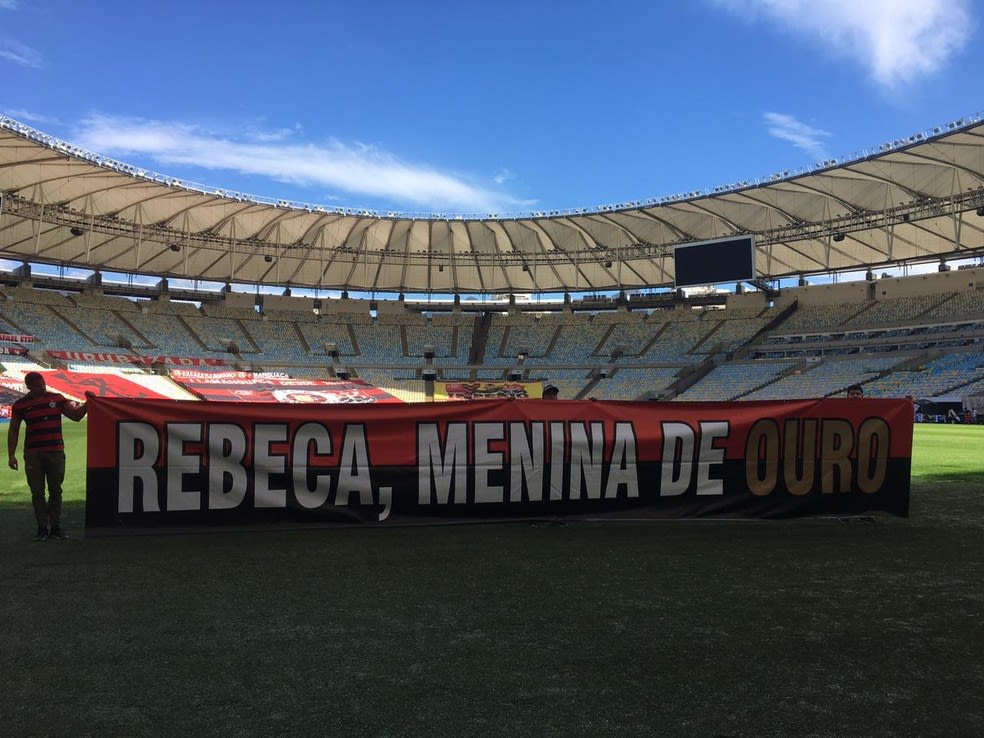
[7,372,89,541]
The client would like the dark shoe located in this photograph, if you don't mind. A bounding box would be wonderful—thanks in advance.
[48,527,68,540]
[33,527,48,542]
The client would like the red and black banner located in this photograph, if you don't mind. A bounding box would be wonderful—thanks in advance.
[0,376,23,417]
[169,370,402,404]
[85,397,912,533]
[48,351,227,367]
[33,370,172,400]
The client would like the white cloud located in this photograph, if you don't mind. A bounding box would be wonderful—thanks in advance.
[493,168,515,185]
[0,1,20,10]
[713,0,973,87]
[72,114,527,213]
[4,108,61,125]
[0,38,41,68]
[763,112,831,160]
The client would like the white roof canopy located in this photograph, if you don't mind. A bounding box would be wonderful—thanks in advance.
[2,114,983,294]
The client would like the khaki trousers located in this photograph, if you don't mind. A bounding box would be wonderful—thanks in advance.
[24,451,66,529]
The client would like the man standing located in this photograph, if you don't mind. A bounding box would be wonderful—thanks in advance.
[7,372,88,541]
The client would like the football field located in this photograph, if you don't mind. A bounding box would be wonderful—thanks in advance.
[1,422,982,737]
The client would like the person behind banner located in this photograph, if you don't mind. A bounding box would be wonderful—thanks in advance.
[7,373,89,541]
[846,384,864,399]
[542,384,560,400]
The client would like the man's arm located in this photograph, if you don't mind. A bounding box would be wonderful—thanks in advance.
[63,398,88,422]
[7,415,21,469]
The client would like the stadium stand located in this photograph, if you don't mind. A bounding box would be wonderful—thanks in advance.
[1,265,984,410]
[676,360,796,401]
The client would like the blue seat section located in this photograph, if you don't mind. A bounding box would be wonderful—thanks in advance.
[1,280,982,404]
[677,361,796,400]
[743,356,908,399]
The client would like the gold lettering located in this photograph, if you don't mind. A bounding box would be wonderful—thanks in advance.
[783,418,817,496]
[857,418,889,494]
[745,420,779,496]
[820,419,853,494]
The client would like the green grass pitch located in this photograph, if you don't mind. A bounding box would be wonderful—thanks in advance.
[1,422,982,737]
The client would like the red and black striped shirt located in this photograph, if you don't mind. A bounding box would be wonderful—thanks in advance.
[11,391,75,453]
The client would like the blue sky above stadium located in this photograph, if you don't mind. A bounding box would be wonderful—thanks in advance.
[1,0,983,217]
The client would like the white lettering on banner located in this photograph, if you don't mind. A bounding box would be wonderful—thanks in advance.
[660,421,727,497]
[549,421,565,501]
[167,423,203,511]
[115,421,383,516]
[292,422,332,509]
[254,424,288,508]
[509,422,545,502]
[570,422,604,499]
[660,422,693,496]
[118,422,161,513]
[474,422,505,503]
[112,418,727,517]
[417,423,468,504]
[209,424,248,510]
[606,422,640,499]
[417,421,640,505]
[335,424,374,506]
[696,421,729,496]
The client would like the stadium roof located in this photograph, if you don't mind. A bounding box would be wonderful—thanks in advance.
[1,114,983,295]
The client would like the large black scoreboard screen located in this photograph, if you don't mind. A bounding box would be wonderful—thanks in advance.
[674,235,756,288]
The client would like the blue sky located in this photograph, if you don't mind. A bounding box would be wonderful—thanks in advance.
[1,0,983,218]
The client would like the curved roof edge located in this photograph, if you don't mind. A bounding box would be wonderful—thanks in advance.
[2,114,984,294]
